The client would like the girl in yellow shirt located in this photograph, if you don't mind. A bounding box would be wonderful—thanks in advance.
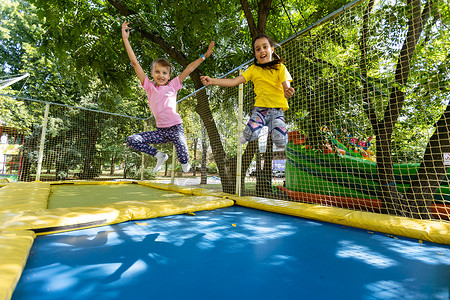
[201,34,295,148]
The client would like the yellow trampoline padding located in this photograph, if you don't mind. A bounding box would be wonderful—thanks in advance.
[0,182,234,235]
[0,182,49,212]
[48,184,197,209]
[139,181,232,198]
[0,196,234,235]
[232,196,450,245]
[0,230,35,300]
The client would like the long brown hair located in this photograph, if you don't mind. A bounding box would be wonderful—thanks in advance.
[252,34,284,70]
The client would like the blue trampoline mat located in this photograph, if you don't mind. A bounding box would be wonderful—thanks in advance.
[13,206,450,300]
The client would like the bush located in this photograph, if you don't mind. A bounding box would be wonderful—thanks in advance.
[174,164,183,172]
[128,168,156,180]
[208,162,218,174]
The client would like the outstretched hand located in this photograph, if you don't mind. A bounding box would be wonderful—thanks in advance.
[284,87,295,98]
[122,21,131,39]
[200,76,213,86]
[204,41,215,58]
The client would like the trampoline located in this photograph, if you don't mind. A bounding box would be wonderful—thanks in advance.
[0,181,449,300]
[12,207,450,300]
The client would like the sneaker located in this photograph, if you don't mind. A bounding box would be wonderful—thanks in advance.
[153,151,168,173]
[239,136,247,144]
[182,162,191,173]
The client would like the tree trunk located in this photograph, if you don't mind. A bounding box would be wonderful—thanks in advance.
[192,137,198,177]
[19,128,40,182]
[194,81,234,192]
[375,124,405,214]
[123,154,128,179]
[200,121,208,185]
[81,114,100,180]
[18,152,32,181]
[406,102,450,218]
[240,140,258,194]
[256,134,273,197]
[110,154,115,175]
[239,0,273,36]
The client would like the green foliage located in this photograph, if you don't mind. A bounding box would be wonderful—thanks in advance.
[287,0,450,163]
[264,0,350,41]
[208,162,218,174]
[0,0,42,74]
[127,168,156,180]
[0,97,40,132]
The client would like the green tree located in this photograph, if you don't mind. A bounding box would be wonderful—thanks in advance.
[358,0,450,217]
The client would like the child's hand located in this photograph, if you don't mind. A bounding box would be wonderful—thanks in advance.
[200,76,213,86]
[204,41,215,58]
[284,87,295,98]
[122,21,131,39]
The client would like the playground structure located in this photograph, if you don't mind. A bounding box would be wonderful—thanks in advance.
[0,74,28,182]
[0,126,24,182]
[282,131,450,220]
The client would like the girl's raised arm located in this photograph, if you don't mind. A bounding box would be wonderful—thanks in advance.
[178,41,215,83]
[122,21,146,85]
[200,75,246,87]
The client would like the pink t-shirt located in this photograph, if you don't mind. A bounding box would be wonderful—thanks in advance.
[142,76,183,128]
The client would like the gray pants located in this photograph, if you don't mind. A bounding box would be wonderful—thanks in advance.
[242,107,288,148]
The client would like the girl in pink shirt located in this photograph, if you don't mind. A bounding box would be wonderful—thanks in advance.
[122,21,214,173]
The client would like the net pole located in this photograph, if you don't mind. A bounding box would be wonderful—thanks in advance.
[170,145,176,184]
[35,103,49,181]
[0,126,3,174]
[236,69,244,196]
[0,73,30,90]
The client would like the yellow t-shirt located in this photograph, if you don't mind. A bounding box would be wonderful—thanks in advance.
[242,63,292,111]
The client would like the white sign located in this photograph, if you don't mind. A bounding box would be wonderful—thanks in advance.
[444,153,450,166]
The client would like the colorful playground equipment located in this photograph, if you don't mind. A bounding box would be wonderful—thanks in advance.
[282,131,450,220]
[0,126,24,182]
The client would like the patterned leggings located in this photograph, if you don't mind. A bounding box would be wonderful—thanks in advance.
[126,124,189,164]
[243,107,288,148]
